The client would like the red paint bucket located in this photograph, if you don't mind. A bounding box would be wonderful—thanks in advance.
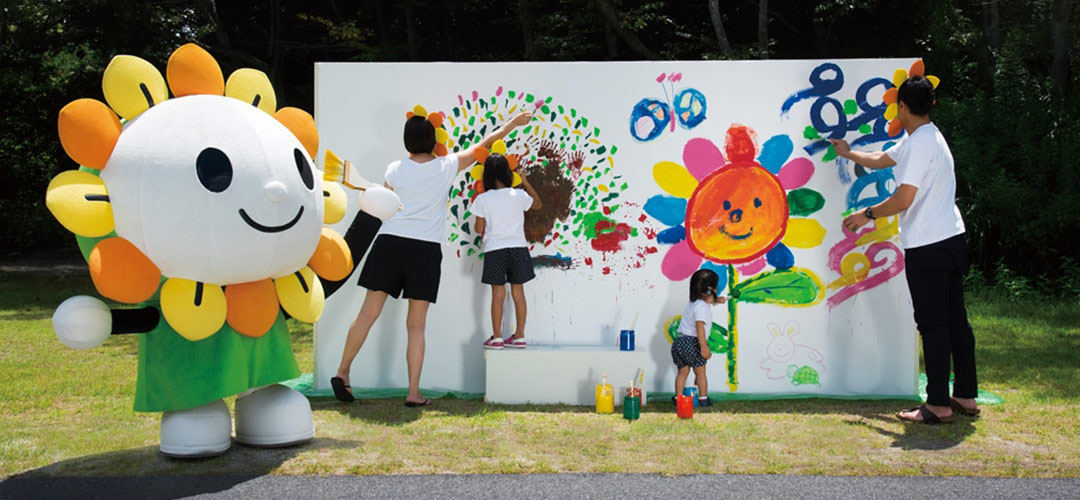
[676,395,694,419]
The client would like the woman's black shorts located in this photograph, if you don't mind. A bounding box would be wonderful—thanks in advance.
[357,234,442,303]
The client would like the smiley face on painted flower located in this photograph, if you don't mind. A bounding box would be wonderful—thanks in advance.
[102,95,323,285]
[685,163,787,263]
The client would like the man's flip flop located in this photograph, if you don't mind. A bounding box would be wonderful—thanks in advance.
[950,398,982,417]
[404,398,432,408]
[898,404,955,424]
[330,376,354,403]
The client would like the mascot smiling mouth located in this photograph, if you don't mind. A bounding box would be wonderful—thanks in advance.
[720,225,753,240]
[239,207,304,233]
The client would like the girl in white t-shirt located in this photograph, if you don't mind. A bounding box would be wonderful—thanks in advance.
[671,269,726,407]
[331,110,533,406]
[473,153,542,349]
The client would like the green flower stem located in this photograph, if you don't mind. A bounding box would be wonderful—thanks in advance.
[727,263,739,392]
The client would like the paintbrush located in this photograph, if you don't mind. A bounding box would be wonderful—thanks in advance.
[323,149,374,190]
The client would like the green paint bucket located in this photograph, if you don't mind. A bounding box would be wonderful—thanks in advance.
[623,396,641,420]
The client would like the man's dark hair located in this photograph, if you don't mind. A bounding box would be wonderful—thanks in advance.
[403,115,436,154]
[689,268,720,302]
[897,76,935,116]
[482,153,513,191]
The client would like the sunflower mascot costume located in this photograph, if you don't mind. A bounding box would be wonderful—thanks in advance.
[45,43,398,457]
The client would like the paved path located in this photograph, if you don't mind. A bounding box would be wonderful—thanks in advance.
[3,473,1078,499]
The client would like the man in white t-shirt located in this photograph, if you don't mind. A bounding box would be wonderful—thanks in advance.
[830,75,979,424]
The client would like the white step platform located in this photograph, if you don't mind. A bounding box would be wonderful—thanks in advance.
[484,346,647,406]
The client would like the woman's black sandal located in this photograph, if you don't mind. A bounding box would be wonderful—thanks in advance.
[331,376,354,403]
[898,404,955,424]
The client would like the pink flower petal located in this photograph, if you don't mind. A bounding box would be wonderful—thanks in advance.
[662,240,704,281]
[496,86,504,96]
[471,90,479,101]
[736,256,767,276]
[778,157,814,190]
[656,73,666,83]
[682,138,726,180]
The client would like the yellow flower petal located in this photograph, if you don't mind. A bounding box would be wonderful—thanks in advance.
[102,55,168,120]
[161,278,227,341]
[275,267,325,323]
[491,139,507,155]
[471,164,485,182]
[412,105,428,118]
[45,170,115,237]
[512,172,522,187]
[225,68,276,115]
[322,181,347,224]
[892,68,909,88]
[435,127,449,144]
[884,103,898,121]
[926,75,940,88]
[782,218,826,248]
[653,161,698,199]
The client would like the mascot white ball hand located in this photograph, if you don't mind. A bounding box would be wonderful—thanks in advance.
[359,185,401,222]
[53,295,112,350]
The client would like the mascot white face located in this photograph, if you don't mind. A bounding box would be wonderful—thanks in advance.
[46,44,357,341]
[103,95,323,285]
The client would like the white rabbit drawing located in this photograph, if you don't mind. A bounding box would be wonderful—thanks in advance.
[759,321,826,380]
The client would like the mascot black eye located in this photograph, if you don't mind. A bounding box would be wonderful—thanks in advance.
[196,147,232,193]
[294,148,314,190]
[754,197,762,208]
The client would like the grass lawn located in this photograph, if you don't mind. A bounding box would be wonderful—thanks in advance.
[1,272,1078,478]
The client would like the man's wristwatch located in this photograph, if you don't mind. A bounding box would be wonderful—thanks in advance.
[863,207,876,220]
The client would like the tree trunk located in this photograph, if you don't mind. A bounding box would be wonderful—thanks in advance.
[978,0,1000,88]
[375,0,390,45]
[268,0,284,103]
[1051,0,1072,92]
[595,0,658,60]
[199,0,232,50]
[405,1,419,61]
[518,0,535,60]
[707,0,733,58]
[757,0,768,59]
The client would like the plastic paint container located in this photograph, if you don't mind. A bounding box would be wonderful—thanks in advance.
[683,386,699,407]
[623,396,641,420]
[676,395,694,419]
[619,330,635,351]
[595,384,614,414]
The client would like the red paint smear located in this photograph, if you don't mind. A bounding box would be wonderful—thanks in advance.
[585,257,593,266]
[591,220,634,253]
[639,214,648,222]
[724,123,759,162]
[643,228,657,239]
[603,205,611,215]
[645,246,658,254]
[544,239,552,247]
[602,267,611,275]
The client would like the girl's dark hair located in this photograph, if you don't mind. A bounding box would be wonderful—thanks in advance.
[897,76,935,116]
[403,115,436,154]
[482,153,513,192]
[689,268,719,302]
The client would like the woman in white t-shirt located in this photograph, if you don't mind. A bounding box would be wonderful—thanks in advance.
[331,110,533,406]
[831,75,979,425]
[472,151,542,349]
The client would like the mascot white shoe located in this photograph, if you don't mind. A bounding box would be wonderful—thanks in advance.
[44,43,398,458]
[234,384,314,447]
[160,399,233,458]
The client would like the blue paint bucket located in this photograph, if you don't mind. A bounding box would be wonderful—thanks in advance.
[619,330,635,351]
[683,386,699,407]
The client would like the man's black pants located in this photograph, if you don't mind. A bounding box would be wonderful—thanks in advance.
[904,233,978,407]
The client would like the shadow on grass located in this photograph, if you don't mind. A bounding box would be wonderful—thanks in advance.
[0,437,359,500]
[845,413,978,450]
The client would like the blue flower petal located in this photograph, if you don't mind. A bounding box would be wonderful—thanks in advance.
[656,225,686,245]
[699,261,729,291]
[643,195,687,227]
[758,135,794,174]
[766,242,795,270]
